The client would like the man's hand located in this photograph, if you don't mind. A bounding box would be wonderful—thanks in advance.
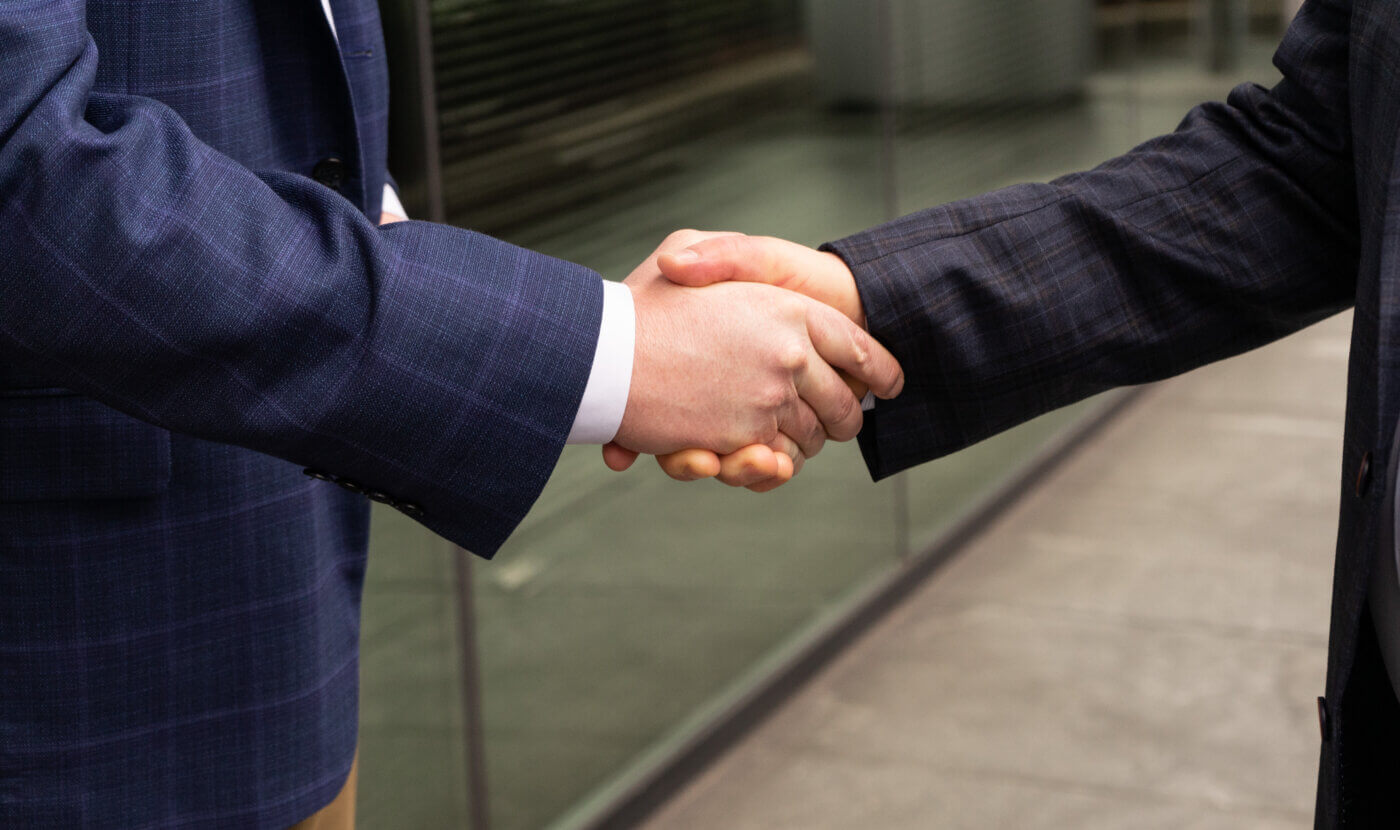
[602,231,901,474]
[647,234,876,489]
[659,234,864,325]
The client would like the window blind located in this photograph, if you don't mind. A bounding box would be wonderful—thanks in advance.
[428,0,804,232]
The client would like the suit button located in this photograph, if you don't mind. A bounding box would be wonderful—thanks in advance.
[303,468,335,482]
[312,157,346,191]
[337,479,365,495]
[1318,696,1330,742]
[365,491,394,504]
[1356,451,1372,498]
[397,502,424,519]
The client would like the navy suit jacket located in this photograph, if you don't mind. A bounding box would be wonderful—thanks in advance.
[1,1,602,826]
[833,0,1394,825]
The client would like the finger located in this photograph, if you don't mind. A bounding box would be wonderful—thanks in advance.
[716,444,783,487]
[624,231,748,291]
[841,372,868,400]
[657,235,776,288]
[746,433,804,492]
[770,433,806,478]
[746,452,795,493]
[804,300,905,399]
[656,229,745,259]
[602,442,640,471]
[792,340,866,442]
[777,396,827,461]
[656,448,722,481]
[658,237,865,326]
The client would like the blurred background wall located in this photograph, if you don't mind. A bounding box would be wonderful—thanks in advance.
[359,2,1295,828]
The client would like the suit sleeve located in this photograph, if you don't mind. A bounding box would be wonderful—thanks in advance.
[827,0,1360,479]
[0,2,602,556]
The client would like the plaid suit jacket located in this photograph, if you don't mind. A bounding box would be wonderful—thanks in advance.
[831,0,1400,825]
[0,0,602,826]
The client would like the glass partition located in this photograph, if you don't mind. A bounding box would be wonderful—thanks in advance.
[361,2,1289,827]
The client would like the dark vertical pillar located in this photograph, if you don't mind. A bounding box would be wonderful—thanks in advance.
[378,7,484,821]
[874,0,910,560]
[1204,0,1246,74]
[379,0,445,222]
[454,548,493,830]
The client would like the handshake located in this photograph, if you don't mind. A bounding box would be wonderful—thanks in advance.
[601,230,905,491]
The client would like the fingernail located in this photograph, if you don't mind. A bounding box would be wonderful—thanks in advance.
[672,249,700,263]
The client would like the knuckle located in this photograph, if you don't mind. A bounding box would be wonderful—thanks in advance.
[762,416,781,445]
[758,382,795,413]
[843,408,866,441]
[739,413,780,449]
[850,330,872,367]
[828,393,861,440]
[775,339,808,373]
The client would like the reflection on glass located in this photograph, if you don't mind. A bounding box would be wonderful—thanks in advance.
[359,2,1288,827]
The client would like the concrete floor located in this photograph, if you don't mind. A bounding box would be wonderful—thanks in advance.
[639,313,1350,830]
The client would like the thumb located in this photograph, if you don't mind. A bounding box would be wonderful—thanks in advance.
[657,235,778,288]
[657,236,863,327]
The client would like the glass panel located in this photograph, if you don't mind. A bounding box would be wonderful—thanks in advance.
[890,0,1287,552]
[358,2,1292,828]
[359,507,474,828]
[458,9,897,820]
[477,443,901,829]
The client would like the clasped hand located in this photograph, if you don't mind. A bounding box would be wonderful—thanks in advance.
[603,230,901,491]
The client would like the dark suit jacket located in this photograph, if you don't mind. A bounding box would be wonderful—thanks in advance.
[830,0,1395,825]
[0,1,602,826]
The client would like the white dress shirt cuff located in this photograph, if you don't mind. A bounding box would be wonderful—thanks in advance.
[567,280,635,444]
[320,0,338,39]
[381,184,407,220]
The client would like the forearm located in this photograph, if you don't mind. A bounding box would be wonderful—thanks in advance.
[0,8,602,554]
[837,0,1357,477]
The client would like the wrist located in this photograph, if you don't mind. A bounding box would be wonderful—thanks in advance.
[816,251,865,328]
[565,280,635,444]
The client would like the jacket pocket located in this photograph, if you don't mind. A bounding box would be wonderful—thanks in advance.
[0,389,172,502]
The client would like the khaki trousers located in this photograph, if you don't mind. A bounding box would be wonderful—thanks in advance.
[288,754,358,830]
